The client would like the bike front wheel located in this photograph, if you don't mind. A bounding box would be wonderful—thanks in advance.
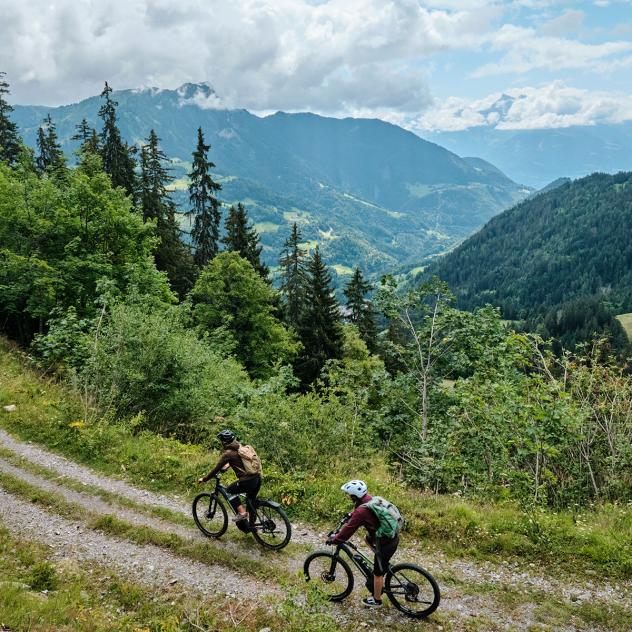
[385,562,440,618]
[303,550,354,602]
[250,500,292,550]
[192,492,228,538]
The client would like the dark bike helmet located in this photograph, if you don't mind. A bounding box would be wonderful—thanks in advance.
[217,429,236,444]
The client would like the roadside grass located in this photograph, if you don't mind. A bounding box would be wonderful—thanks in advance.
[0,523,361,632]
[1,337,631,580]
[0,470,289,584]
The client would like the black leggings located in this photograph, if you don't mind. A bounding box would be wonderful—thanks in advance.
[374,536,399,576]
[226,475,261,511]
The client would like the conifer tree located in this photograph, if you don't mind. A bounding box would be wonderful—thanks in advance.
[139,129,195,296]
[296,246,343,385]
[279,222,308,329]
[344,266,378,352]
[35,114,66,177]
[98,82,136,198]
[223,202,269,279]
[187,127,222,267]
[0,72,21,166]
[72,118,99,155]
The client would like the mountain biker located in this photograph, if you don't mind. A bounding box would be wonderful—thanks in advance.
[327,480,400,608]
[197,429,261,525]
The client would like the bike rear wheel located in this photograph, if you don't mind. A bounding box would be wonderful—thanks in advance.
[250,500,292,550]
[303,551,354,602]
[192,492,228,538]
[385,562,440,618]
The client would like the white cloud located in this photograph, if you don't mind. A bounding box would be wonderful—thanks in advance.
[473,24,632,77]
[1,0,499,114]
[540,9,584,36]
[414,81,632,131]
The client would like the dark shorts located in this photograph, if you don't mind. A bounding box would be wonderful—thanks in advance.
[226,475,261,508]
[374,536,399,576]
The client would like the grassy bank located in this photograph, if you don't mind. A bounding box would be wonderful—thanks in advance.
[1,337,631,579]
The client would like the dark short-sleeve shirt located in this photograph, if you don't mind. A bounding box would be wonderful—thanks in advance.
[202,442,257,482]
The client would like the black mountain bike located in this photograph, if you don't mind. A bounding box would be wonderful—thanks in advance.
[192,472,292,550]
[304,513,440,618]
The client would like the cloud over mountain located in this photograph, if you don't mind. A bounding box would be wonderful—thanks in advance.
[416,82,632,131]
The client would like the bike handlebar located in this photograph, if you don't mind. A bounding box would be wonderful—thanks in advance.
[327,512,352,538]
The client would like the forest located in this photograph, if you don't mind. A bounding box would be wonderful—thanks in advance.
[1,73,631,519]
[428,173,632,354]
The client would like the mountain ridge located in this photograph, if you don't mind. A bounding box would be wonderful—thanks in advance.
[10,83,529,277]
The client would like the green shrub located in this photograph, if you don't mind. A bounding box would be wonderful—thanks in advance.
[81,302,252,441]
[27,561,58,592]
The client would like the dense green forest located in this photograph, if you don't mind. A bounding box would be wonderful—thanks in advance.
[428,171,632,353]
[1,74,631,517]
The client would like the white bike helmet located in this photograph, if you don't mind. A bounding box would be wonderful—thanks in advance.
[341,479,368,498]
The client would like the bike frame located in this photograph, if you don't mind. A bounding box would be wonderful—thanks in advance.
[333,541,378,578]
[206,471,264,522]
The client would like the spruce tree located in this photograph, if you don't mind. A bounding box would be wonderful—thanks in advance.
[187,127,222,267]
[139,129,195,296]
[35,114,66,177]
[0,72,21,166]
[296,246,343,385]
[98,82,136,198]
[72,118,99,155]
[344,266,378,352]
[279,223,308,329]
[223,202,269,279]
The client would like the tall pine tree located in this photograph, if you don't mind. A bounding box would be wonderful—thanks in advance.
[139,129,195,296]
[35,114,66,177]
[279,223,308,329]
[98,82,136,199]
[344,266,378,352]
[296,246,343,386]
[223,202,269,279]
[187,127,222,268]
[0,72,20,166]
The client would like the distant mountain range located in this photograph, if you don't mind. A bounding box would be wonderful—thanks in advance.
[11,83,529,279]
[427,171,632,319]
[422,94,632,188]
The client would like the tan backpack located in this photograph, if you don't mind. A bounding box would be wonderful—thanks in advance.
[237,444,262,475]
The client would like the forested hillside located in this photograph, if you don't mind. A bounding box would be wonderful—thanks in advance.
[429,171,632,350]
[10,83,529,276]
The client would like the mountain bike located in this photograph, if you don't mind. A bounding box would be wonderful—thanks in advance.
[304,513,440,618]
[192,472,292,550]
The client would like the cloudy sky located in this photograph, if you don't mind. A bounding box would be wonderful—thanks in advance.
[2,0,632,132]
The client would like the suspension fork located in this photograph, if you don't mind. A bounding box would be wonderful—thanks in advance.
[329,547,344,574]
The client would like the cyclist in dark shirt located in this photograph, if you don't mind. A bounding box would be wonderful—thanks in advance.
[327,479,399,608]
[197,429,260,524]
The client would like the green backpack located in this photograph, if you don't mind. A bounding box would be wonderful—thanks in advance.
[363,496,404,539]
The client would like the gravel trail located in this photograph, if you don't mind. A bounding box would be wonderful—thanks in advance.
[0,428,190,516]
[2,427,631,630]
[0,487,277,600]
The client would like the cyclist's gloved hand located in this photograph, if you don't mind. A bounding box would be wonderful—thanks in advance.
[326,536,335,546]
